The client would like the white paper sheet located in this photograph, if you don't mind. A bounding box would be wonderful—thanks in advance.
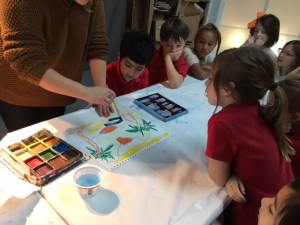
[0,159,40,207]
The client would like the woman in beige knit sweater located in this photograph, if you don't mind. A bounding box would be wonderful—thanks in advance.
[0,0,115,132]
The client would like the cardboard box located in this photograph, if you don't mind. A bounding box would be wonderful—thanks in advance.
[152,1,204,45]
[153,19,165,42]
[174,1,205,46]
[173,0,203,15]
[179,13,203,46]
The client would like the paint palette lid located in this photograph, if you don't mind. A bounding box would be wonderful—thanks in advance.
[134,93,188,122]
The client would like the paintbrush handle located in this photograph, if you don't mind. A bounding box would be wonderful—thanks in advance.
[105,84,121,118]
[112,100,122,117]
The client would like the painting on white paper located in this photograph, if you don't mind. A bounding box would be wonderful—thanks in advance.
[65,109,170,170]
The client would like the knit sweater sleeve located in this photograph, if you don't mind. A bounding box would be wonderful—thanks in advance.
[0,0,49,85]
[87,0,109,61]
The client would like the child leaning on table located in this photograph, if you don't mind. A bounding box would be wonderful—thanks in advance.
[226,74,300,204]
[241,12,280,63]
[204,47,294,225]
[183,23,221,80]
[106,30,156,97]
[148,17,190,89]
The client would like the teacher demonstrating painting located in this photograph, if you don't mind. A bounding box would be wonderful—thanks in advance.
[0,0,116,133]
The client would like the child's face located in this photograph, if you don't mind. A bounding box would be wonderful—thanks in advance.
[194,30,217,59]
[253,22,269,45]
[160,38,185,56]
[205,76,218,106]
[258,185,292,225]
[205,73,235,107]
[277,44,296,69]
[120,57,145,81]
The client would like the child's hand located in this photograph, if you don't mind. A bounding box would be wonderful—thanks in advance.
[225,175,246,203]
[165,50,182,61]
[254,37,265,46]
[202,65,212,75]
[245,36,256,45]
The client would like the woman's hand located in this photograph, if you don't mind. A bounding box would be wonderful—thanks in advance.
[84,86,116,117]
[84,86,116,106]
[95,104,114,117]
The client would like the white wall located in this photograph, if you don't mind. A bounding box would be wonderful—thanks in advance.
[218,0,300,54]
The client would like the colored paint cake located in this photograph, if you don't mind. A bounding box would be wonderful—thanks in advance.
[0,128,88,186]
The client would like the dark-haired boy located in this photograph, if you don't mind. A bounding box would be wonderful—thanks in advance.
[106,30,155,96]
[148,17,190,88]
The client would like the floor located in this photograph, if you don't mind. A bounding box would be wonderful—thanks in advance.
[0,70,93,141]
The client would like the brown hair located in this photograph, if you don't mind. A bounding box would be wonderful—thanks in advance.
[212,47,293,161]
[279,73,300,113]
[276,177,300,225]
[249,14,280,48]
[160,17,190,42]
[278,73,300,134]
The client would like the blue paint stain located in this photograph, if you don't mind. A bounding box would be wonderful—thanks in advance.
[104,117,123,127]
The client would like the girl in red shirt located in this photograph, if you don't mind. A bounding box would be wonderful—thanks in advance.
[205,47,294,225]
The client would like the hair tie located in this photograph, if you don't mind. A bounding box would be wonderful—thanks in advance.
[247,12,266,29]
[269,83,278,91]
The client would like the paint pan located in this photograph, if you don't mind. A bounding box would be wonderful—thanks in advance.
[48,156,68,169]
[53,141,71,153]
[8,142,25,152]
[39,149,57,161]
[25,156,44,168]
[44,137,60,147]
[30,143,49,154]
[34,163,53,177]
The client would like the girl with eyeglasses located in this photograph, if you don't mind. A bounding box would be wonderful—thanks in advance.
[276,40,300,81]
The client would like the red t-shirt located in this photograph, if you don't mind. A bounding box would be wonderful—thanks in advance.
[147,46,188,86]
[106,61,149,97]
[289,126,300,177]
[205,103,294,225]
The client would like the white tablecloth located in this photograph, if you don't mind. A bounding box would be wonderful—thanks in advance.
[0,76,229,225]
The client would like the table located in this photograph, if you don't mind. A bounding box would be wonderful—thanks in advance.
[0,76,229,225]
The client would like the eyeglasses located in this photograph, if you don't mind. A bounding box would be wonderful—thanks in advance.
[278,48,295,57]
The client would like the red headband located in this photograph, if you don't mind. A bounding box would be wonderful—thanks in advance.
[247,12,266,29]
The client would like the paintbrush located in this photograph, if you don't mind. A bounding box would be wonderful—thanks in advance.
[112,99,123,120]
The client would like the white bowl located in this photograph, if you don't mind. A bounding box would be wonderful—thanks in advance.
[73,166,102,199]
